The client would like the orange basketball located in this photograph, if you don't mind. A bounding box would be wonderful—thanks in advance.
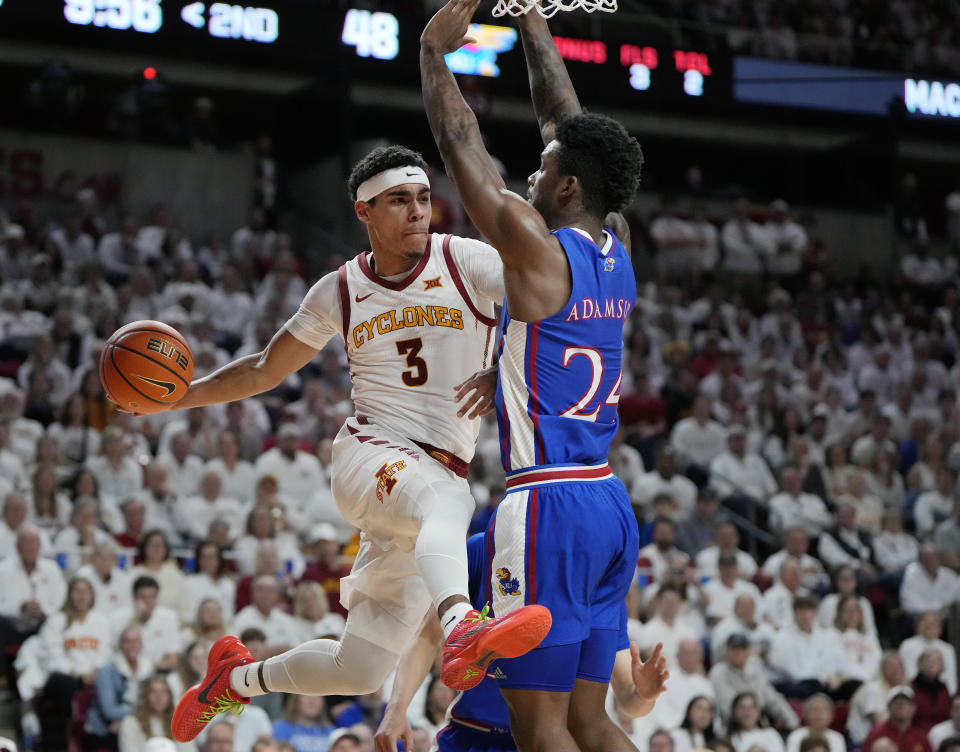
[99,320,194,414]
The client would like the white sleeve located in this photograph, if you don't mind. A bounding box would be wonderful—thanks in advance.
[448,236,505,304]
[282,271,341,351]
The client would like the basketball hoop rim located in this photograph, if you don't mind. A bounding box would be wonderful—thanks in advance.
[491,0,619,18]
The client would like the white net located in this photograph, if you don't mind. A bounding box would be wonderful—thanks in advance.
[491,0,618,18]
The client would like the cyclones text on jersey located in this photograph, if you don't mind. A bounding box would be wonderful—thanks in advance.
[352,305,465,348]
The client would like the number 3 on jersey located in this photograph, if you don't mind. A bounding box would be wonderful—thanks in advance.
[559,346,622,421]
[396,338,428,387]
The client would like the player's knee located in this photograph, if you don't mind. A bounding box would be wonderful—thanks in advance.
[568,714,619,750]
[512,725,558,752]
[340,672,386,696]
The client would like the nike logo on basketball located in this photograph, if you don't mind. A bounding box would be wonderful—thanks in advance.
[134,374,177,397]
[355,292,374,303]
[197,667,229,705]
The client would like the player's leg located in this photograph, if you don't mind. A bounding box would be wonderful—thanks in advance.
[410,473,476,633]
[565,627,637,752]
[342,434,549,688]
[172,534,429,742]
[494,477,638,751]
[172,606,406,742]
[568,489,640,752]
[328,419,476,632]
[498,629,626,752]
[236,593,404,696]
[567,678,637,752]
[501,687,580,752]
[235,532,432,698]
[495,641,586,752]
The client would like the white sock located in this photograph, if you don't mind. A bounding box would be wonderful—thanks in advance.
[229,661,267,698]
[440,601,474,639]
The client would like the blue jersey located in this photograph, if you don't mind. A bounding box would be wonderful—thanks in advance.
[494,227,635,472]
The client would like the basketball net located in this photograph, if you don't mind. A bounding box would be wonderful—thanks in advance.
[492,0,618,18]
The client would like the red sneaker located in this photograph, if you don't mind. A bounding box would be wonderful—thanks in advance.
[441,603,552,690]
[171,634,255,742]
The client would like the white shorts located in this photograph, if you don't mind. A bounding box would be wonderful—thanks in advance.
[331,416,474,654]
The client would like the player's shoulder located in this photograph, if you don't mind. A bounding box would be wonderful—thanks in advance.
[299,269,344,314]
[443,233,499,259]
[306,268,341,295]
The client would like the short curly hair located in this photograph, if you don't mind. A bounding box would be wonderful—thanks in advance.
[347,145,428,202]
[554,112,644,216]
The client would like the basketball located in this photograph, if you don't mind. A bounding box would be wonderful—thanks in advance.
[99,320,194,414]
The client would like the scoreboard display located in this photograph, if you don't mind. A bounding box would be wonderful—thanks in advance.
[0,1,331,60]
[0,1,727,110]
[0,2,954,122]
[337,11,727,107]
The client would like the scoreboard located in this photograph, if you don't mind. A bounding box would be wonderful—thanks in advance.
[0,2,956,123]
[0,1,727,110]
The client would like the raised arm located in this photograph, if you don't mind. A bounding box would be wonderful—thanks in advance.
[516,8,582,145]
[420,0,568,320]
[374,609,442,752]
[518,12,632,253]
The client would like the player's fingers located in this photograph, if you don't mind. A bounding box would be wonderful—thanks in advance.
[467,396,491,418]
[454,384,475,402]
[648,642,664,665]
[457,393,483,417]
[629,641,641,667]
[467,398,493,419]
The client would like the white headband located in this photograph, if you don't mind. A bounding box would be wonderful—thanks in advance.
[356,166,430,203]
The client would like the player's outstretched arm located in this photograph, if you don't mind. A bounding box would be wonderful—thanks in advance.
[611,642,669,719]
[173,329,318,411]
[420,0,568,321]
[515,5,581,146]
[374,609,443,752]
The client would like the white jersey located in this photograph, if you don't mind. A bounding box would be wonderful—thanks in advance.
[285,233,502,460]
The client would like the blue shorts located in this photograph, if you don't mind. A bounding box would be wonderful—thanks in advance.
[485,473,638,690]
[436,722,517,751]
[493,626,627,692]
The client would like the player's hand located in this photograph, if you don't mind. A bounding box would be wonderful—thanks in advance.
[630,641,669,702]
[110,397,173,418]
[374,705,413,752]
[454,366,498,418]
[420,0,481,55]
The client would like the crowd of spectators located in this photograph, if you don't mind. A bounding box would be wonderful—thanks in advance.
[0,177,959,752]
